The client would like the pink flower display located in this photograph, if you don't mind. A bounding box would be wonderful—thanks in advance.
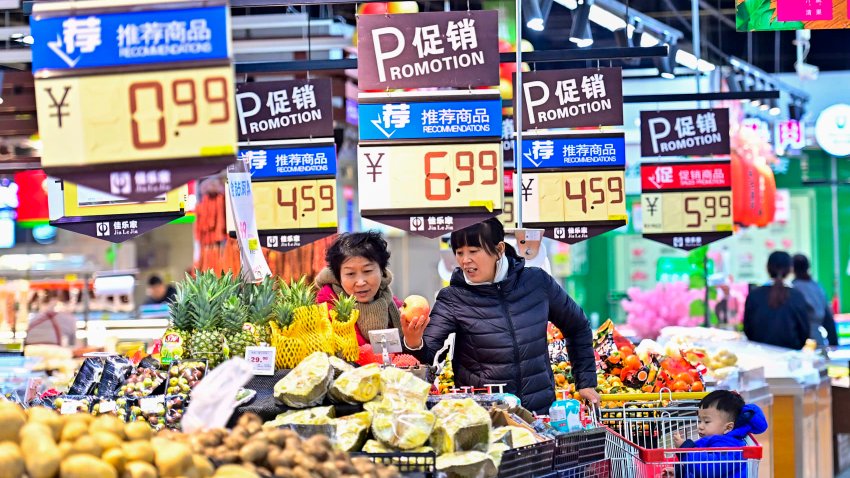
[621,282,704,340]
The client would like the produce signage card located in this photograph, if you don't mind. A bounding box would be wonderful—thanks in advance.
[640,159,734,250]
[640,108,731,157]
[46,179,187,243]
[518,67,624,130]
[516,132,628,244]
[30,0,237,201]
[356,91,504,238]
[736,0,850,31]
[233,79,338,252]
[356,10,500,90]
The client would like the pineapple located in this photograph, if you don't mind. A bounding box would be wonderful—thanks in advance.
[187,271,236,368]
[281,276,317,309]
[222,295,256,360]
[244,276,277,344]
[332,293,358,324]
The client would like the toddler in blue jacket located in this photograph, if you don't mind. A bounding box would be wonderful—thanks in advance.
[671,390,768,478]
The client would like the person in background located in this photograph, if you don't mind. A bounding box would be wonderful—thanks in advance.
[315,231,406,346]
[743,251,810,350]
[792,254,839,347]
[25,291,77,347]
[403,218,599,415]
[145,275,177,305]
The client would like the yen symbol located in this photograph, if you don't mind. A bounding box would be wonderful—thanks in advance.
[645,197,659,216]
[45,86,72,128]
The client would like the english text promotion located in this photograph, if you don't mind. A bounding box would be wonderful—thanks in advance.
[236,80,334,142]
[520,68,624,130]
[640,108,731,157]
[356,10,500,90]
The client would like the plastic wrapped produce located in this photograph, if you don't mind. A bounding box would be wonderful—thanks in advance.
[266,406,335,426]
[68,358,105,395]
[436,451,497,478]
[430,398,491,454]
[380,366,431,407]
[491,426,538,448]
[118,368,166,398]
[487,443,510,469]
[273,352,334,408]
[334,411,372,452]
[98,355,134,397]
[371,402,436,450]
[330,363,381,404]
[362,440,433,454]
[329,356,355,378]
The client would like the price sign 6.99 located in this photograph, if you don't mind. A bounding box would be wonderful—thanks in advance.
[252,179,337,232]
[358,142,503,214]
[35,65,237,169]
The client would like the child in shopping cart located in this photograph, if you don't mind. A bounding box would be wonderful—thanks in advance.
[668,390,768,478]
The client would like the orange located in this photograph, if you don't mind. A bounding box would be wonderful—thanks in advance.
[691,381,704,392]
[619,346,634,356]
[624,355,642,370]
[555,374,567,386]
[608,354,621,364]
[671,380,689,392]
[675,373,694,385]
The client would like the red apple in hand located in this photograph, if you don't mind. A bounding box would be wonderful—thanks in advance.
[401,295,430,324]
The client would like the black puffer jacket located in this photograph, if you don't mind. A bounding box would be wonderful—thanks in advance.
[415,256,597,414]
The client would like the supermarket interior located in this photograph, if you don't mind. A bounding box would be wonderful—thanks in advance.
[0,0,848,477]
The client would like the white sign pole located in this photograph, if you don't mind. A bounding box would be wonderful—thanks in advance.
[515,0,524,229]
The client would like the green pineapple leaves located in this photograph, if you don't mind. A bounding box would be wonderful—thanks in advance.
[736,0,805,31]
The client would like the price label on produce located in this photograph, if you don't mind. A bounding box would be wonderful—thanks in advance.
[60,400,85,415]
[517,132,627,244]
[640,159,733,250]
[245,345,276,376]
[30,0,237,201]
[140,397,161,414]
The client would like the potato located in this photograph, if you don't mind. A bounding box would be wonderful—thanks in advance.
[125,422,152,442]
[21,422,61,478]
[122,461,157,478]
[91,416,127,440]
[59,442,74,460]
[92,432,124,451]
[0,401,26,443]
[193,454,214,478]
[0,441,24,478]
[154,441,193,477]
[102,448,127,474]
[123,441,155,464]
[62,413,93,426]
[27,407,63,441]
[239,441,269,464]
[213,465,260,478]
[60,454,117,478]
[72,435,104,457]
[61,420,89,443]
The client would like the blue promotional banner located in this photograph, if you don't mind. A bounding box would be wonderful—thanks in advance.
[30,5,230,72]
[520,134,626,169]
[358,99,502,141]
[239,145,337,180]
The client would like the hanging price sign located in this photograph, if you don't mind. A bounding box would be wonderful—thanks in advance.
[641,159,734,250]
[30,0,237,201]
[517,132,627,244]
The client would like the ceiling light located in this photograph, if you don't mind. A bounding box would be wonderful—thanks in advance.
[570,0,593,46]
[640,32,660,47]
[570,24,594,47]
[769,102,781,116]
[22,35,33,45]
[588,4,626,31]
[524,0,553,32]
[655,39,677,79]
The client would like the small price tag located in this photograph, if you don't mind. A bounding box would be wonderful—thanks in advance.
[245,345,276,376]
[99,400,117,414]
[140,397,160,414]
[248,238,260,251]
[525,230,542,241]
[60,400,83,415]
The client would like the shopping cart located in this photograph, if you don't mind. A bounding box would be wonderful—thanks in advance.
[596,392,763,478]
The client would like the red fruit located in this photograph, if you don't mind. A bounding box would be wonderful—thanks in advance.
[392,354,420,367]
[357,344,383,366]
[401,295,430,324]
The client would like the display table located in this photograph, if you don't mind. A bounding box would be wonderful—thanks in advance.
[768,375,833,478]
[741,384,774,478]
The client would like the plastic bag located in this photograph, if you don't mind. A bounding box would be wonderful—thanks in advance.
[334,411,371,452]
[182,358,253,433]
[430,398,491,454]
[330,363,381,404]
[371,403,436,450]
[380,366,431,408]
[266,406,335,426]
[68,357,105,395]
[98,355,134,397]
[273,352,334,408]
[436,451,497,478]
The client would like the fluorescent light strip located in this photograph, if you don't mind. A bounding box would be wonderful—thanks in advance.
[588,4,627,31]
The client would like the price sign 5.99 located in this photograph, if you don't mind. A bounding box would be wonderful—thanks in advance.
[35,65,237,169]
[252,179,337,232]
[358,142,503,214]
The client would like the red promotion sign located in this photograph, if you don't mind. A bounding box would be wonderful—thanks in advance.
[640,162,732,191]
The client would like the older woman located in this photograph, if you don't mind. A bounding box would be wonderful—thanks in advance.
[315,231,407,346]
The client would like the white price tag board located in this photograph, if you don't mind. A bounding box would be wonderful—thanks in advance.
[99,400,117,414]
[60,400,84,415]
[245,345,276,376]
[140,397,161,414]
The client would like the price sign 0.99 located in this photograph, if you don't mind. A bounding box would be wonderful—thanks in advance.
[641,160,733,250]
[517,132,627,244]
[31,0,236,201]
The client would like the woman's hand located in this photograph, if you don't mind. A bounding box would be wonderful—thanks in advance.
[401,312,430,349]
[577,387,600,405]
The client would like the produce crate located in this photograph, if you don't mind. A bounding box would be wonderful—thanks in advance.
[553,427,607,469]
[497,440,556,478]
[356,451,436,477]
[553,459,610,478]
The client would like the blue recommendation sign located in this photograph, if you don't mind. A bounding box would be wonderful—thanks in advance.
[239,145,337,180]
[520,134,626,169]
[358,99,502,141]
[30,5,230,72]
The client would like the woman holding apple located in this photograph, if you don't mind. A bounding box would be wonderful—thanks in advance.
[316,231,428,347]
[404,218,599,414]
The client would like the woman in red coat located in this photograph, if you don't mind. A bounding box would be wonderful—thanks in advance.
[315,231,410,346]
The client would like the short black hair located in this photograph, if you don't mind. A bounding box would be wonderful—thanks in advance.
[147,275,164,287]
[792,254,812,281]
[326,231,391,280]
[450,217,519,258]
[699,390,745,423]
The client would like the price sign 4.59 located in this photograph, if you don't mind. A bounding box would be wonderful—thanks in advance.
[520,170,627,224]
[252,179,337,231]
[35,65,237,169]
[358,142,503,214]
[642,190,733,235]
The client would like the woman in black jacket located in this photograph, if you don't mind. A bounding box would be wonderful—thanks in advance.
[403,218,599,414]
[743,251,811,350]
